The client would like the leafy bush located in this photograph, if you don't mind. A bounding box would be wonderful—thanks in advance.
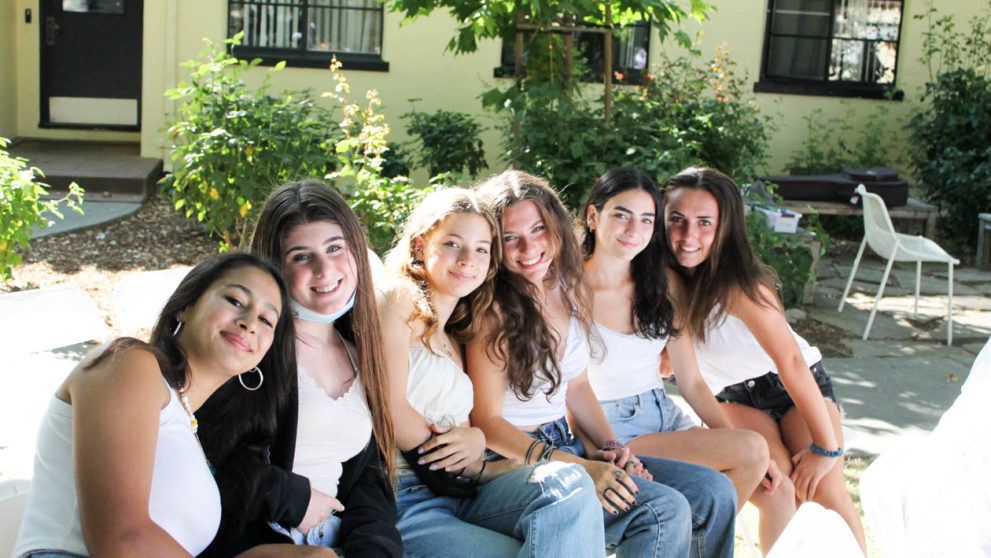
[787,104,905,176]
[323,62,432,254]
[0,137,83,281]
[403,106,487,178]
[163,34,340,250]
[486,42,772,210]
[907,2,991,252]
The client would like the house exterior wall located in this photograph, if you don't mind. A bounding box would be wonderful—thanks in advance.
[1,0,18,139]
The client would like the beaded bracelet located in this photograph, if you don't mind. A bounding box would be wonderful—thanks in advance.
[809,442,843,458]
[601,439,623,451]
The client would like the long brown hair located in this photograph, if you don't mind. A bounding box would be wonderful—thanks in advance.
[249,179,395,480]
[475,170,594,401]
[662,167,778,342]
[384,187,501,348]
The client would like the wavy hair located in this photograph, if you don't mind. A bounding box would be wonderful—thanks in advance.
[581,167,677,339]
[384,187,501,348]
[153,252,297,539]
[475,170,594,401]
[248,179,396,480]
[662,167,778,342]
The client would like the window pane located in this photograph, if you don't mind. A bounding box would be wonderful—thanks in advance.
[230,1,304,49]
[833,0,901,41]
[829,38,896,83]
[307,1,382,54]
[63,0,124,14]
[771,0,832,36]
[767,36,828,80]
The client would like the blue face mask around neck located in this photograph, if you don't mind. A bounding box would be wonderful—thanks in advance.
[290,288,357,324]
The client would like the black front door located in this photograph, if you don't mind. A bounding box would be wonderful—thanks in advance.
[40,0,143,130]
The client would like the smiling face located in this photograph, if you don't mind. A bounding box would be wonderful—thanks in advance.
[665,187,720,270]
[177,265,282,378]
[281,220,357,316]
[501,200,556,285]
[414,212,493,301]
[587,188,656,262]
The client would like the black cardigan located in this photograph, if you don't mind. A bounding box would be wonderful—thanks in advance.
[201,382,402,558]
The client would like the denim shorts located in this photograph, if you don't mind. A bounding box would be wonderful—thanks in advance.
[601,388,699,444]
[714,361,838,421]
[22,552,88,558]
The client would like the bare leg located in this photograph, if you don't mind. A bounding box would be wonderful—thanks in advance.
[779,401,866,554]
[625,426,767,511]
[236,545,338,558]
[721,402,797,554]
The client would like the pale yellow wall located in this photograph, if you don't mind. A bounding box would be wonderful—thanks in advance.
[0,0,17,140]
[140,0,982,178]
[141,0,506,183]
[672,0,986,174]
[12,0,138,142]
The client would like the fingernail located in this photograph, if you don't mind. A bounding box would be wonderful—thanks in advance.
[429,464,438,470]
[418,459,425,465]
[611,510,618,515]
[624,505,630,511]
[417,448,424,454]
[444,467,452,472]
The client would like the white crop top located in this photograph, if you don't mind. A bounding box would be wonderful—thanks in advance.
[15,385,221,557]
[693,310,823,394]
[397,347,475,468]
[587,323,667,401]
[501,317,588,427]
[293,364,372,498]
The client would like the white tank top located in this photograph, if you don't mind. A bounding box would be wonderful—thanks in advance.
[694,310,823,394]
[501,317,588,427]
[587,323,667,401]
[396,347,475,468]
[14,385,221,557]
[293,365,372,497]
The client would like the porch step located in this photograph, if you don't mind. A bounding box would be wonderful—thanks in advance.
[8,139,162,203]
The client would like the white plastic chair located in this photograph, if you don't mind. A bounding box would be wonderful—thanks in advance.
[838,184,959,345]
[0,478,31,558]
[0,286,108,354]
[112,267,192,336]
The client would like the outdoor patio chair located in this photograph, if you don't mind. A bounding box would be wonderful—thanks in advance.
[0,478,31,558]
[837,184,959,345]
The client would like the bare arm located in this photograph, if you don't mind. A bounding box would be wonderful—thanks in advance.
[69,347,192,558]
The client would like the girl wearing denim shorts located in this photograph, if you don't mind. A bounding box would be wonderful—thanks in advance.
[663,166,866,554]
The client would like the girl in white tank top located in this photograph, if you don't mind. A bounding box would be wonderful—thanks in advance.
[663,167,866,554]
[581,167,772,517]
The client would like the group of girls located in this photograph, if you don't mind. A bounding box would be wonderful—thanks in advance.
[14,165,865,558]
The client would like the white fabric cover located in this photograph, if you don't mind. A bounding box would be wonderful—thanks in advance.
[860,336,991,558]
[764,502,862,558]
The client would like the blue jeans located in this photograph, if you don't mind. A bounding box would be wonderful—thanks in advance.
[528,418,692,558]
[21,553,87,558]
[602,388,699,444]
[396,462,604,558]
[270,515,344,551]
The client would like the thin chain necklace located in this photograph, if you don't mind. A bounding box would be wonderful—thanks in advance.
[178,386,214,475]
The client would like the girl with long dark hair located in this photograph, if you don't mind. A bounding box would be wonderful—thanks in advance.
[662,166,866,553]
[199,179,400,557]
[14,252,296,558]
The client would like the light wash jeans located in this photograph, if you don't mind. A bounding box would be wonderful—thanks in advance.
[601,388,699,444]
[270,514,344,551]
[396,461,604,558]
[528,418,692,558]
[531,416,737,558]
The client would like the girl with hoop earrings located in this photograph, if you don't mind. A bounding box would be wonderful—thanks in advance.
[662,167,866,553]
[377,187,602,558]
[198,179,401,558]
[467,170,737,558]
[14,253,300,558]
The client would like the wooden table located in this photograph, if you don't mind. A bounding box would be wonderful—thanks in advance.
[780,197,938,239]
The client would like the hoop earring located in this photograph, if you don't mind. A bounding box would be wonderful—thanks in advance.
[238,367,264,391]
[172,320,184,337]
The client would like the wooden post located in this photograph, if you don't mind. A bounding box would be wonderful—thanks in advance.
[604,5,613,124]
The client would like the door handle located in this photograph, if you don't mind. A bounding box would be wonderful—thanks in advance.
[45,16,59,46]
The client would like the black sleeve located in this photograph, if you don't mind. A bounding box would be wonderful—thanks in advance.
[338,440,404,558]
[249,462,312,527]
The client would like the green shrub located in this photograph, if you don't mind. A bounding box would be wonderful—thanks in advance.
[0,137,83,281]
[403,106,487,178]
[163,34,340,250]
[788,104,905,176]
[907,2,991,252]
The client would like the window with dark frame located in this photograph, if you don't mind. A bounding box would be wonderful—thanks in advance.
[755,0,904,99]
[495,21,651,85]
[227,0,388,71]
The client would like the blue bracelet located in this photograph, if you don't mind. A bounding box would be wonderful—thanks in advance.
[809,442,843,458]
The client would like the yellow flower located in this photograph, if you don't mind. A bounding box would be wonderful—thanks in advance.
[0,239,7,251]
[239,203,251,218]
[209,188,219,200]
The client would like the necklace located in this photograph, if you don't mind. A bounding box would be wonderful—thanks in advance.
[178,389,199,433]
